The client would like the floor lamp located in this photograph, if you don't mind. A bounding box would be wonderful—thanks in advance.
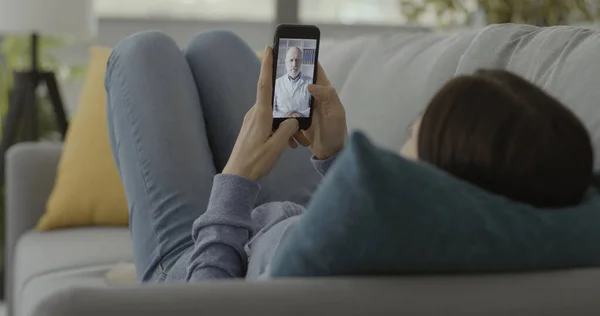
[0,0,96,300]
[0,0,96,182]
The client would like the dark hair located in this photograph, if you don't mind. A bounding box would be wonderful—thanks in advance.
[418,69,594,208]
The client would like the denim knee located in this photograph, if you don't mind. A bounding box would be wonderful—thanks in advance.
[185,29,247,56]
[105,31,180,89]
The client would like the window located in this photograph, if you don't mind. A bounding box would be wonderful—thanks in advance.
[95,0,441,26]
[95,0,275,21]
[300,0,406,25]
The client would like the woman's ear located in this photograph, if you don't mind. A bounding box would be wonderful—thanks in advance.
[400,117,421,160]
[400,138,418,160]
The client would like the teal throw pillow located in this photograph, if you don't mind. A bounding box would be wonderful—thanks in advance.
[270,132,600,277]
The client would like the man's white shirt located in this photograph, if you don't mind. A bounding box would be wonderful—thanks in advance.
[273,73,312,117]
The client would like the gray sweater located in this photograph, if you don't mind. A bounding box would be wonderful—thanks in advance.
[185,155,337,282]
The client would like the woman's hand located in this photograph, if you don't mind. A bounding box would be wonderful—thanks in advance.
[299,64,347,160]
[222,46,300,181]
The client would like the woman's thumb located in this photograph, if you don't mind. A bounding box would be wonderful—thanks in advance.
[308,84,331,100]
[269,119,299,151]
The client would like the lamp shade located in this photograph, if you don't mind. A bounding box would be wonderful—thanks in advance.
[0,0,96,37]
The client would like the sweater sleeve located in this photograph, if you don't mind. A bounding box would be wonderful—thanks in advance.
[186,174,260,282]
[311,153,339,176]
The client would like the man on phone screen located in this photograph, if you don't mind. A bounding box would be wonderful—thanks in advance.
[273,46,312,118]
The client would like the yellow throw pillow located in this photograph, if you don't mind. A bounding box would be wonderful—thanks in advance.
[38,47,129,231]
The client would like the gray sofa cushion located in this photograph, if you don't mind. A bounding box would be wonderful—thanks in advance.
[322,25,600,170]
[14,227,132,314]
[319,29,480,152]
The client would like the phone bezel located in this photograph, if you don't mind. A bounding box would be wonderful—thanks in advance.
[271,24,321,131]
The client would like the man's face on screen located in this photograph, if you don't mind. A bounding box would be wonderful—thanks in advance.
[285,47,302,78]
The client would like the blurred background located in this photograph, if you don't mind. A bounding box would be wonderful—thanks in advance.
[3,0,600,114]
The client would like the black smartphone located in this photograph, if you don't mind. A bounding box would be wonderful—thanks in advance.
[271,24,321,131]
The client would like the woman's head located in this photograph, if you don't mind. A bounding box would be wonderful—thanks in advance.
[401,69,594,208]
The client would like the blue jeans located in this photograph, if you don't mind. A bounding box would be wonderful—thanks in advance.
[105,30,321,282]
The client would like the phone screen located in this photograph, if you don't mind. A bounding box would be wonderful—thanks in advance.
[272,37,318,119]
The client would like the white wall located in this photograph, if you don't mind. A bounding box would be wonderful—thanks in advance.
[58,17,426,114]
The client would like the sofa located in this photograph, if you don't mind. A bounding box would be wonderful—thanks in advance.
[5,23,600,316]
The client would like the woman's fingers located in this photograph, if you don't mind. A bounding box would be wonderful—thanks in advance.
[302,128,314,144]
[315,63,331,86]
[268,119,299,153]
[256,46,274,110]
[288,138,298,149]
[308,84,334,101]
[294,131,311,147]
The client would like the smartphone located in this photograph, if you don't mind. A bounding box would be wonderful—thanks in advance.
[271,24,320,131]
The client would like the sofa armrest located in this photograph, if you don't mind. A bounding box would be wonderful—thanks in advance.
[30,271,600,316]
[33,279,404,316]
[4,142,62,306]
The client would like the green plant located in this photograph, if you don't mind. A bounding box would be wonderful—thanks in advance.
[0,36,87,140]
[400,0,600,27]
